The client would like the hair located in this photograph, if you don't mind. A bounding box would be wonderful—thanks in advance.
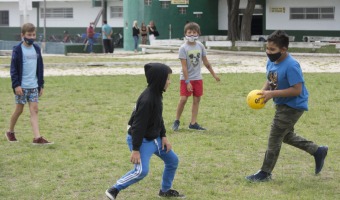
[21,23,35,35]
[184,22,201,35]
[103,20,107,24]
[133,20,138,28]
[267,30,289,49]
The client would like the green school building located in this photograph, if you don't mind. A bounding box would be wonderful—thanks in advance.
[0,0,339,52]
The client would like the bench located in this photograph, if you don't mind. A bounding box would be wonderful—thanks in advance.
[140,39,184,53]
[335,43,340,52]
[251,35,295,42]
[205,41,232,49]
[0,50,12,56]
[289,42,321,51]
[150,39,184,46]
[235,41,265,51]
[303,36,340,43]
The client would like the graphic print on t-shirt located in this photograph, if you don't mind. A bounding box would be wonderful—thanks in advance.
[268,71,278,90]
[188,50,200,67]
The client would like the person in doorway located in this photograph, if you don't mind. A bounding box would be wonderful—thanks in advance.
[86,22,95,53]
[132,20,140,53]
[102,20,113,54]
[140,22,148,45]
[147,20,158,44]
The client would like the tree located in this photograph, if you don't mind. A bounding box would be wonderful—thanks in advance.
[227,0,240,42]
[240,0,256,41]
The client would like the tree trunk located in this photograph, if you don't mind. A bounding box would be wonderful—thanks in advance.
[227,0,240,42]
[240,0,256,41]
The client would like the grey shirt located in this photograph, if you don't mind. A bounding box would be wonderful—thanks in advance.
[178,41,207,80]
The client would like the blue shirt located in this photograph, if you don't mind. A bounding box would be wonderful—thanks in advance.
[266,54,309,111]
[102,24,112,39]
[21,44,38,89]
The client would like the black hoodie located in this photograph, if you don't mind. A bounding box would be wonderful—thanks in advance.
[128,63,172,151]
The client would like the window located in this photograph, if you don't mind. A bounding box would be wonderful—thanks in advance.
[40,8,73,18]
[194,12,202,18]
[161,1,170,9]
[110,6,123,18]
[178,7,187,14]
[290,7,335,20]
[144,0,152,6]
[0,11,9,26]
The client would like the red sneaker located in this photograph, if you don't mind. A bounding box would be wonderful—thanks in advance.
[32,137,53,145]
[6,131,18,142]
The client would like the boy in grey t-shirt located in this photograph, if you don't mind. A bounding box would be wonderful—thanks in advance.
[172,22,220,131]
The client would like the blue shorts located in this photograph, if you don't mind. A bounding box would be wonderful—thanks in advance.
[15,88,39,104]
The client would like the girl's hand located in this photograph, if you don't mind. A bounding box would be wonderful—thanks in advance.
[214,75,220,82]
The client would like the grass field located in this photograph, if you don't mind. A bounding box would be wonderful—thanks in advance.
[1,73,339,200]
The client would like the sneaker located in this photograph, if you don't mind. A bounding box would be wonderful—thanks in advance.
[188,123,206,131]
[105,188,119,200]
[159,189,185,198]
[314,146,328,174]
[5,131,18,142]
[32,137,53,145]
[246,170,272,182]
[172,120,180,131]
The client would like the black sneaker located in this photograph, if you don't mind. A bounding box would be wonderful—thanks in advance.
[188,123,206,131]
[314,146,328,174]
[172,120,180,131]
[246,170,272,182]
[105,187,119,200]
[159,189,185,198]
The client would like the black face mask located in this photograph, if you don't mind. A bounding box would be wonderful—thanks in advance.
[266,52,282,62]
[23,37,34,46]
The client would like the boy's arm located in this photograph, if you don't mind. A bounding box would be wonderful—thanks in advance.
[10,50,22,94]
[180,59,189,81]
[181,59,193,92]
[202,56,220,81]
[261,83,302,103]
[262,81,270,90]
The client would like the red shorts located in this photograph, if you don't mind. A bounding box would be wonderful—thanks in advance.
[180,80,203,97]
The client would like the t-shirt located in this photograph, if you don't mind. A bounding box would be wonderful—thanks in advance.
[178,41,207,80]
[266,53,309,111]
[102,24,112,39]
[21,44,38,89]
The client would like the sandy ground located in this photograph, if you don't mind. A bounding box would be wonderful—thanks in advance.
[1,51,340,77]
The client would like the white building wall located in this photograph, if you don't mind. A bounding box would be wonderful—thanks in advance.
[0,0,123,28]
[107,0,123,27]
[266,0,340,31]
[38,1,101,28]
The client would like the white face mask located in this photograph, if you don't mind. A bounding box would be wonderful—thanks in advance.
[185,35,198,42]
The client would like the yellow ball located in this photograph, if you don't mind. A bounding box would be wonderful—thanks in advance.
[247,90,265,109]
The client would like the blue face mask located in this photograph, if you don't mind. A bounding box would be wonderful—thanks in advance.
[23,37,35,45]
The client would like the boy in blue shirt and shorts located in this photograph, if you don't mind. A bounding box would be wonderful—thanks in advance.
[6,23,52,144]
[246,30,328,182]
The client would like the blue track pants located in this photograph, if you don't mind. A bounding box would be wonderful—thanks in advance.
[113,134,179,192]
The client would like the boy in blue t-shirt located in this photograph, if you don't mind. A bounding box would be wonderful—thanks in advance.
[246,30,328,182]
[6,23,52,144]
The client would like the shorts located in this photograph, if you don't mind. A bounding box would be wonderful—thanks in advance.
[180,80,203,97]
[15,88,39,104]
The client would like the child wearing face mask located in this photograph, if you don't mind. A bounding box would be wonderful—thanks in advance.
[246,30,328,182]
[6,23,52,144]
[172,22,220,131]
